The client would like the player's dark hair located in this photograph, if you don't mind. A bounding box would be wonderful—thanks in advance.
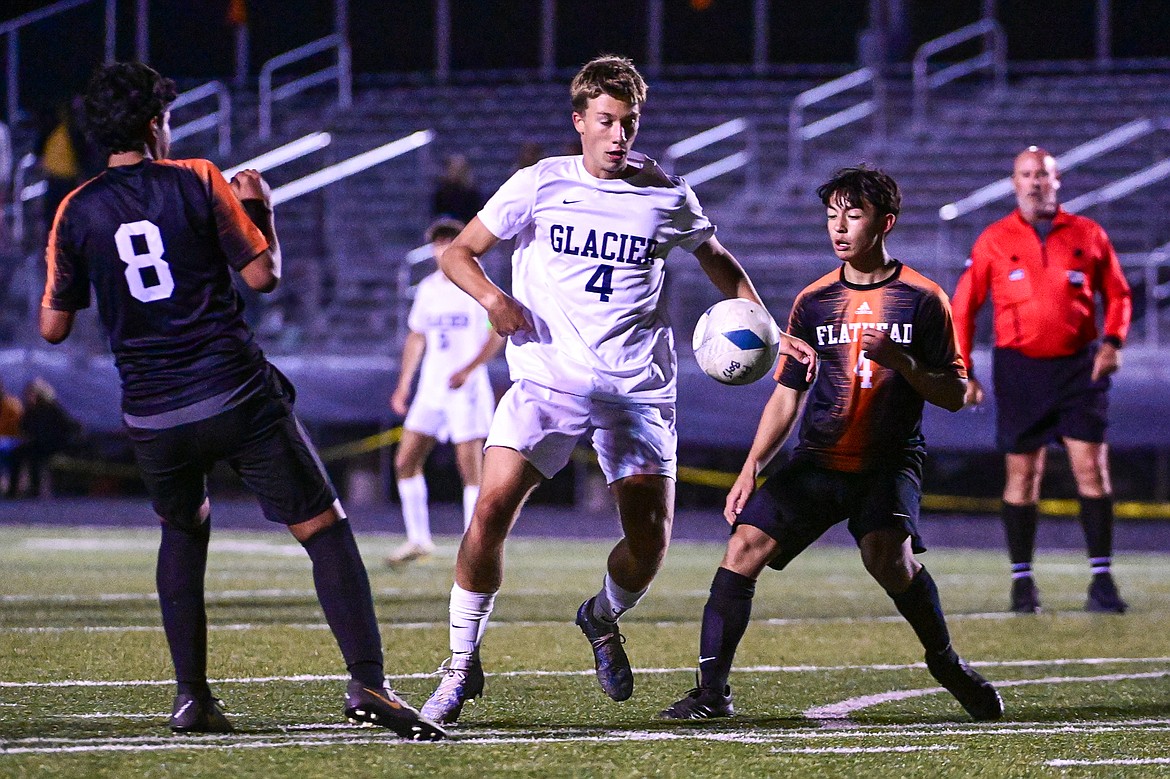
[425,217,465,244]
[817,166,901,217]
[570,55,648,112]
[83,62,177,154]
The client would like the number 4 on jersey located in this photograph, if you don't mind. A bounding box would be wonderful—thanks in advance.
[115,220,174,302]
[585,264,614,302]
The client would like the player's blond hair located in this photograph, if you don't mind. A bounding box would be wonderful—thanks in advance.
[570,55,648,113]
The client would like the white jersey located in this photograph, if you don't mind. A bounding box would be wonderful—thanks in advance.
[408,270,494,399]
[478,153,714,403]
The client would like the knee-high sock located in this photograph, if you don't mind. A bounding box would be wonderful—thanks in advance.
[300,521,384,687]
[462,485,479,532]
[591,573,648,624]
[697,567,756,692]
[1002,502,1038,575]
[888,567,951,656]
[449,583,496,658]
[1079,496,1114,568]
[156,518,211,697]
[397,474,431,546]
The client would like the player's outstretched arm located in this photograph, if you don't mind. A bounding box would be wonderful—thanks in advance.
[725,383,804,524]
[860,330,966,412]
[231,169,282,293]
[391,331,426,415]
[439,218,531,337]
[692,236,762,304]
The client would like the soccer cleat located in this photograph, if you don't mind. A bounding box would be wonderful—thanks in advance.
[1010,577,1042,614]
[925,648,1004,721]
[384,540,436,569]
[659,683,734,720]
[575,597,634,702]
[1086,572,1128,613]
[344,680,446,741]
[169,693,234,734]
[420,654,485,725]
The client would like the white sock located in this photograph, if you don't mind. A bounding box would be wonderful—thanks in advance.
[449,582,497,657]
[591,573,648,624]
[396,474,431,546]
[462,485,479,531]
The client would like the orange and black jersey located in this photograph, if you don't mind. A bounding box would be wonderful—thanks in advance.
[43,158,270,416]
[775,261,966,473]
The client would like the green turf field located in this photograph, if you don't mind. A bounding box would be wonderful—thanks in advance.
[2,525,1169,777]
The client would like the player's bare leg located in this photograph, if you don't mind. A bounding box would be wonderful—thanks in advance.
[1066,438,1126,612]
[290,507,444,740]
[453,437,486,530]
[577,475,674,701]
[423,446,543,724]
[388,430,438,567]
[864,529,1003,721]
[1003,448,1046,612]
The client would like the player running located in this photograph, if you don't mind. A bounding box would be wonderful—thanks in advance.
[659,167,1003,723]
[419,54,815,725]
[39,62,444,740]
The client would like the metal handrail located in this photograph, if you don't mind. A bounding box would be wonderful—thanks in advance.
[939,118,1162,221]
[11,152,39,243]
[912,18,1006,128]
[270,130,434,206]
[664,118,757,190]
[1064,158,1170,213]
[222,132,332,179]
[788,68,884,177]
[3,0,116,125]
[258,34,352,141]
[1131,246,1170,346]
[170,81,232,158]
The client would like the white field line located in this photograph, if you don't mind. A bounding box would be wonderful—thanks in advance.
[1049,758,1170,766]
[804,670,1170,719]
[4,657,1170,690]
[773,746,959,754]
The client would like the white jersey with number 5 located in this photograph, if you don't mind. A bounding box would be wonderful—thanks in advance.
[478,153,714,403]
[409,270,494,400]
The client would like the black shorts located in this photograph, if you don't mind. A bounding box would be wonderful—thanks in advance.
[992,345,1109,454]
[734,459,926,571]
[125,367,339,528]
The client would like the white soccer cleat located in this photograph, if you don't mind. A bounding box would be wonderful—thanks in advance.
[384,540,437,569]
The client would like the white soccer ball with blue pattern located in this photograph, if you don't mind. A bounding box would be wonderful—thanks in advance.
[692,298,781,386]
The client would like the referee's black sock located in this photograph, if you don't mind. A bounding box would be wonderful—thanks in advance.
[300,520,385,689]
[1002,502,1038,573]
[697,567,756,692]
[1079,495,1115,571]
[157,517,211,699]
[888,567,951,656]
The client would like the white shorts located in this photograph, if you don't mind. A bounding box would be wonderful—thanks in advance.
[486,380,677,484]
[403,375,495,444]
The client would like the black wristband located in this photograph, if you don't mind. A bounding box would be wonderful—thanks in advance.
[241,199,272,228]
[1103,335,1123,349]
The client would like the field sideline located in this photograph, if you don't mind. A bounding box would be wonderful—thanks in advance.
[3,524,1170,777]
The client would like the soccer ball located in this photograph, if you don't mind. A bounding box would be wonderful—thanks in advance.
[692,299,781,385]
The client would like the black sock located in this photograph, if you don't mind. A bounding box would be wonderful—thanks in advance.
[1002,502,1038,566]
[156,518,211,698]
[697,567,756,692]
[300,520,384,688]
[1079,496,1114,562]
[888,567,951,656]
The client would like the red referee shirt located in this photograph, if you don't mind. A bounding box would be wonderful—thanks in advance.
[951,208,1131,371]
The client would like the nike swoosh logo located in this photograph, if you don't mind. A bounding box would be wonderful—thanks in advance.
[363,686,404,710]
[563,198,583,204]
[699,656,716,664]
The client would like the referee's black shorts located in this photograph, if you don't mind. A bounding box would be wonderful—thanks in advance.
[992,345,1109,454]
[733,458,926,571]
[126,368,339,529]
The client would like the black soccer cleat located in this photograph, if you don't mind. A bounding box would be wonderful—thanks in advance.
[169,693,234,734]
[1086,572,1128,613]
[1010,577,1042,614]
[925,648,1004,722]
[344,680,446,741]
[575,597,634,702]
[659,684,734,720]
[420,654,485,725]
